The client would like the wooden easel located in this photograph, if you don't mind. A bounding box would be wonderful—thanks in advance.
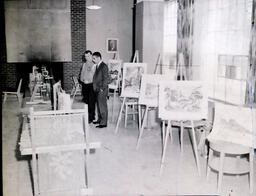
[110,51,120,122]
[153,53,162,74]
[115,50,141,134]
[159,53,201,177]
[137,53,163,149]
[21,105,101,195]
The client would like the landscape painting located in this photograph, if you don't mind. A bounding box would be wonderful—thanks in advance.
[158,81,208,120]
[139,74,171,107]
[108,59,122,89]
[121,63,147,98]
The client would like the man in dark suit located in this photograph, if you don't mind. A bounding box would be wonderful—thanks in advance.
[92,52,109,128]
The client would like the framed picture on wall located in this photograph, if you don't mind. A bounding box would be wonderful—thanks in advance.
[107,38,118,53]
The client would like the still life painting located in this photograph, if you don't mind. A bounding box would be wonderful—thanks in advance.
[121,63,147,98]
[158,81,208,120]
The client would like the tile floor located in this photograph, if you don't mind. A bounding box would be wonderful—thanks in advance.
[2,96,256,196]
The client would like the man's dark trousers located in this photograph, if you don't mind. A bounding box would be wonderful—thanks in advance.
[82,83,95,122]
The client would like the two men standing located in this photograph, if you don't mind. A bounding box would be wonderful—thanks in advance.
[79,51,108,128]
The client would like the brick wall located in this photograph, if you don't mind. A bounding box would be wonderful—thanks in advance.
[63,0,86,91]
[0,0,17,91]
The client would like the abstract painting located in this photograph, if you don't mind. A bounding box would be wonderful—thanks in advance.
[158,81,208,120]
[139,74,171,107]
[207,102,256,148]
[121,63,147,98]
[108,59,122,90]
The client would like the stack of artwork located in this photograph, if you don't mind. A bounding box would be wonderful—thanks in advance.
[158,81,208,121]
[121,63,147,98]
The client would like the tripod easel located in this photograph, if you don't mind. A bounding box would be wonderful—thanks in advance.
[159,53,201,177]
[115,50,141,133]
[110,51,121,122]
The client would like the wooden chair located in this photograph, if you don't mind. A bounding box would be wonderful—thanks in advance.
[3,79,23,104]
[206,102,255,194]
[70,76,82,100]
[207,140,253,194]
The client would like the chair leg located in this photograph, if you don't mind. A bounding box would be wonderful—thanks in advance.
[124,104,128,128]
[162,121,165,148]
[217,152,225,194]
[206,148,213,181]
[3,93,7,103]
[191,122,201,176]
[249,150,254,194]
[132,104,135,121]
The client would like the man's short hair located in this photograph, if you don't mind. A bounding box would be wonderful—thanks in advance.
[92,52,102,59]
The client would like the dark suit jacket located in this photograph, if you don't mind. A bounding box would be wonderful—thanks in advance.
[93,61,109,93]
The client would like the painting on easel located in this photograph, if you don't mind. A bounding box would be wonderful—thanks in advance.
[121,63,147,98]
[158,81,208,120]
[139,74,170,107]
[108,59,122,90]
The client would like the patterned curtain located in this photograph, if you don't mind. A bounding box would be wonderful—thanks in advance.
[177,0,194,80]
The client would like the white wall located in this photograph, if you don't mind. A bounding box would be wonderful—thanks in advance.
[135,1,164,74]
[86,0,133,63]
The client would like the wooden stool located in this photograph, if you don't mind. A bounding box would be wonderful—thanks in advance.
[206,140,254,194]
[123,100,138,128]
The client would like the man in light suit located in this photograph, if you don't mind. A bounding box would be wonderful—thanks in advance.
[92,52,109,128]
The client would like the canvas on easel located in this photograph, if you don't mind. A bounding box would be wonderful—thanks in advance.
[115,50,146,133]
[158,81,208,176]
[19,106,101,196]
[139,74,170,107]
[108,58,122,122]
[108,59,122,90]
[120,63,147,98]
[158,81,208,121]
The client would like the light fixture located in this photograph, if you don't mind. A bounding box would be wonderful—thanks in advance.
[86,0,101,10]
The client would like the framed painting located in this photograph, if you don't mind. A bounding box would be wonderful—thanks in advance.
[108,59,122,90]
[158,81,208,120]
[107,38,118,53]
[121,63,147,98]
[139,74,171,107]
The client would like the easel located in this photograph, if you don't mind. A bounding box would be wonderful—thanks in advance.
[159,53,201,177]
[110,50,120,122]
[136,54,163,149]
[153,53,163,74]
[115,50,141,133]
[20,105,101,196]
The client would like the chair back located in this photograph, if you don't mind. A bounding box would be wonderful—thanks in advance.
[207,101,256,148]
[17,79,23,94]
[72,76,79,87]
